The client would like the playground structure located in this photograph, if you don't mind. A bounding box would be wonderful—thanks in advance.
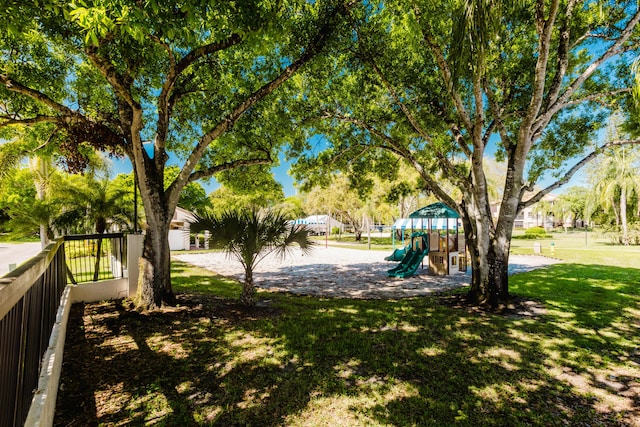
[387,202,467,277]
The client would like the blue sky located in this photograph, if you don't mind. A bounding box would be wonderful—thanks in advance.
[109,147,587,200]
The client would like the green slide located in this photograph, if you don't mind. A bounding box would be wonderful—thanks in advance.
[386,248,415,276]
[385,243,412,261]
[387,248,428,278]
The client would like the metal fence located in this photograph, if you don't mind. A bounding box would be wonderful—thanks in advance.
[0,232,127,427]
[0,239,66,427]
[64,233,126,284]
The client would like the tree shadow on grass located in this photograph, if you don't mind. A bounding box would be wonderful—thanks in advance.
[511,263,640,336]
[55,264,639,426]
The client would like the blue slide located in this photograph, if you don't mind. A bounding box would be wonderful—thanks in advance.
[387,248,428,278]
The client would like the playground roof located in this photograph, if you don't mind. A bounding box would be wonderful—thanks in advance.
[408,202,460,219]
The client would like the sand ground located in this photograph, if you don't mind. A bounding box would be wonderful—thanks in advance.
[174,246,560,299]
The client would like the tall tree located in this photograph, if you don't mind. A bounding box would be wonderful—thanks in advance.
[289,0,640,306]
[0,0,354,308]
[303,174,368,240]
[586,146,640,244]
[551,187,589,232]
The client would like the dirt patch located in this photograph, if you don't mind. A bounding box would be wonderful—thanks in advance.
[54,294,280,426]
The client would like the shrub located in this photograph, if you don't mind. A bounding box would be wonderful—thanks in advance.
[516,227,551,239]
[525,226,547,236]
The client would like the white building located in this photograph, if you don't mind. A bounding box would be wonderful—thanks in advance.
[294,215,344,235]
[491,194,557,229]
[168,207,195,250]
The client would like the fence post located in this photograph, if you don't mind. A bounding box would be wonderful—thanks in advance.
[127,234,144,297]
[110,236,124,278]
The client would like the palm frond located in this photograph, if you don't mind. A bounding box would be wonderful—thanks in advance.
[187,208,315,301]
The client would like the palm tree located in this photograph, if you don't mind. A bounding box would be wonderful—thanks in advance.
[586,146,640,245]
[189,209,315,306]
[5,197,61,240]
[59,175,131,280]
[0,134,108,246]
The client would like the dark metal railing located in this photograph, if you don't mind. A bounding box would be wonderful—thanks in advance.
[64,233,126,284]
[0,239,66,427]
[0,232,127,427]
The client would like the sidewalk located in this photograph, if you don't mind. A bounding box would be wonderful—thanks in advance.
[0,242,43,277]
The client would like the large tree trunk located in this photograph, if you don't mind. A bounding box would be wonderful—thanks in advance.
[461,173,515,308]
[137,221,175,309]
[134,180,177,309]
[463,210,511,308]
[466,232,511,307]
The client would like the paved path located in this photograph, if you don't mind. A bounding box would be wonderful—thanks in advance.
[175,247,561,299]
[0,242,43,277]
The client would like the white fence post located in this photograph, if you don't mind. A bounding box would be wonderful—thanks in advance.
[127,234,144,297]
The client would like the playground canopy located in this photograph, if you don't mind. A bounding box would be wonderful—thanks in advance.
[392,217,456,231]
[392,202,461,247]
[409,202,460,219]
[392,202,461,232]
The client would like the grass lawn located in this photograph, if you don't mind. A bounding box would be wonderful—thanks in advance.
[55,237,640,426]
[511,230,640,268]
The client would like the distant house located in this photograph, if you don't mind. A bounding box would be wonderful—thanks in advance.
[168,207,195,250]
[293,215,344,235]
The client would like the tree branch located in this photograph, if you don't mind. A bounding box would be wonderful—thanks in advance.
[450,124,472,159]
[364,56,434,144]
[0,114,59,128]
[84,46,140,110]
[482,78,512,151]
[323,110,467,202]
[156,33,243,155]
[187,154,273,183]
[523,0,560,139]
[174,2,352,201]
[411,2,474,133]
[545,0,576,107]
[520,138,640,209]
[559,88,633,109]
[0,74,78,117]
[534,8,640,134]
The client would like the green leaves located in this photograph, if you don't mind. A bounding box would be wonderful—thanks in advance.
[69,4,114,46]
